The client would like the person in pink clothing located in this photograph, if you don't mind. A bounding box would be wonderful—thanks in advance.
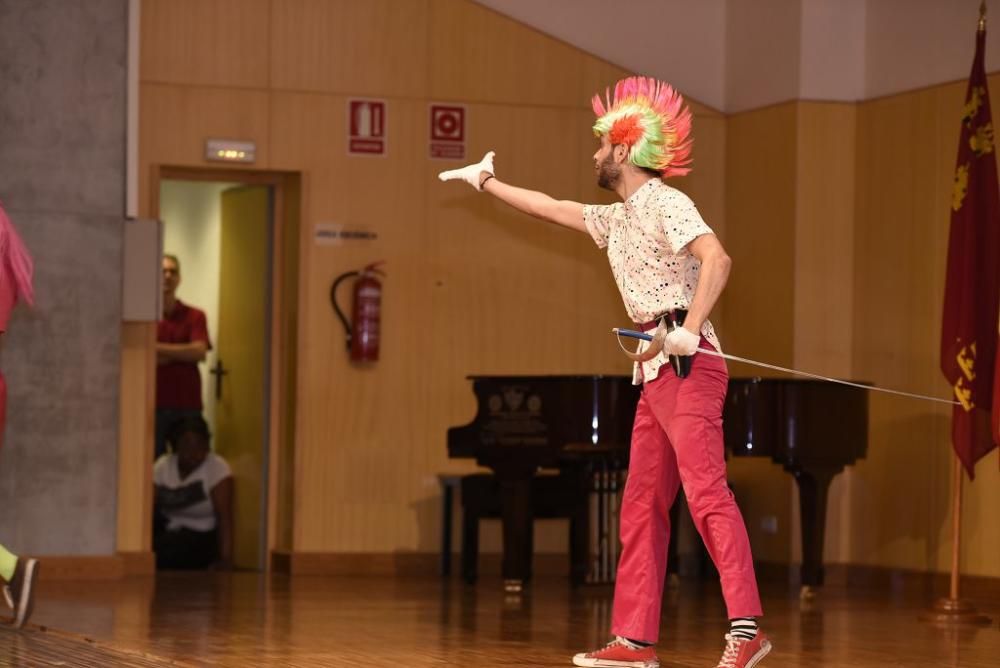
[0,201,40,629]
[439,77,770,668]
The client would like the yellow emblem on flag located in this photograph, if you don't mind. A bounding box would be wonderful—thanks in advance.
[957,343,976,381]
[953,163,970,211]
[963,87,985,126]
[970,122,996,156]
[953,344,977,412]
[954,379,975,411]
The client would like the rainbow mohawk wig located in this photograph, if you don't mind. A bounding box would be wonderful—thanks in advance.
[592,77,693,178]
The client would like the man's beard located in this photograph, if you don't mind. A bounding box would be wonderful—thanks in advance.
[596,153,621,190]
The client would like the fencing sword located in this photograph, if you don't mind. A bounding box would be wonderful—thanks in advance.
[612,328,960,407]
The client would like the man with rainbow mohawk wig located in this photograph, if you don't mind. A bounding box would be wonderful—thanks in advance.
[440,76,770,668]
[0,201,40,629]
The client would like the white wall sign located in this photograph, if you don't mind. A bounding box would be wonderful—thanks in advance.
[314,223,378,245]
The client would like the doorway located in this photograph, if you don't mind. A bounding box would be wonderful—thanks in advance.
[156,169,299,571]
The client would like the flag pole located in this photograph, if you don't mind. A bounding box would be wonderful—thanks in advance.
[920,456,991,624]
[948,457,961,602]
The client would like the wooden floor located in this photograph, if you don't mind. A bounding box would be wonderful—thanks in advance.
[4,572,998,667]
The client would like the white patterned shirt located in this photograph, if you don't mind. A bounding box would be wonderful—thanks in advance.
[583,178,721,384]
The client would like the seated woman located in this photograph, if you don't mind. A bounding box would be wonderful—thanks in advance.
[153,414,234,570]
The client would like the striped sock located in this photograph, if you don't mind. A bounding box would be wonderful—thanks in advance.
[621,637,653,649]
[729,617,758,641]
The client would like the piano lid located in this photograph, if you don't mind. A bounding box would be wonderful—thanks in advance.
[724,377,870,466]
[448,375,639,467]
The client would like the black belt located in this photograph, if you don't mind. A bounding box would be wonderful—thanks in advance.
[639,309,688,332]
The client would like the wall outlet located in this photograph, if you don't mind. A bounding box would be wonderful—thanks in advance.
[761,515,778,534]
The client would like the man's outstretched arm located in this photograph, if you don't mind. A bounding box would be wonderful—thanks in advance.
[439,151,586,233]
[482,178,586,232]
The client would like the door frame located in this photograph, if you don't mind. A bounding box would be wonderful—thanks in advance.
[151,165,300,569]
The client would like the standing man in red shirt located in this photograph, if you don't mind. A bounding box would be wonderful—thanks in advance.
[156,254,211,459]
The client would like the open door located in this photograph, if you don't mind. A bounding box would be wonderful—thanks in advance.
[216,185,271,570]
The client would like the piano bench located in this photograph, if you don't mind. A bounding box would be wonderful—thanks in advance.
[455,472,589,585]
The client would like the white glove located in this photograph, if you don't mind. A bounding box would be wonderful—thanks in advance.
[665,326,701,356]
[438,151,495,191]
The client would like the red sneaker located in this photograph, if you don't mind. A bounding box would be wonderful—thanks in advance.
[572,638,659,668]
[715,632,772,668]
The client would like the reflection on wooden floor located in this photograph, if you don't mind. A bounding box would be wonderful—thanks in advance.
[5,572,998,667]
[0,626,193,667]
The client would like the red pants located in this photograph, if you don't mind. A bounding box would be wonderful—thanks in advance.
[611,340,762,643]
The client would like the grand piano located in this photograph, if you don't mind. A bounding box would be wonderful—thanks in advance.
[448,374,868,591]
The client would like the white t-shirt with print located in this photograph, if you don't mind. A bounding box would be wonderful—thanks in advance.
[154,453,231,532]
[583,178,721,384]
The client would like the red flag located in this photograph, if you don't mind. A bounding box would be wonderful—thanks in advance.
[941,25,1000,479]
[995,344,1000,446]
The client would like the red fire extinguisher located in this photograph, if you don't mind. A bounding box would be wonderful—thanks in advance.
[331,262,385,362]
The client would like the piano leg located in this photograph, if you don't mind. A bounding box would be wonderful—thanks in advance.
[441,480,454,577]
[791,465,842,593]
[568,467,590,587]
[499,471,534,593]
[461,501,480,584]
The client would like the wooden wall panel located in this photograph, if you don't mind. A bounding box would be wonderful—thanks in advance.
[270,0,430,97]
[790,101,859,566]
[853,85,952,574]
[429,0,587,106]
[139,84,270,168]
[723,103,797,370]
[140,0,270,87]
[722,103,799,564]
[268,93,344,171]
[794,102,856,376]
